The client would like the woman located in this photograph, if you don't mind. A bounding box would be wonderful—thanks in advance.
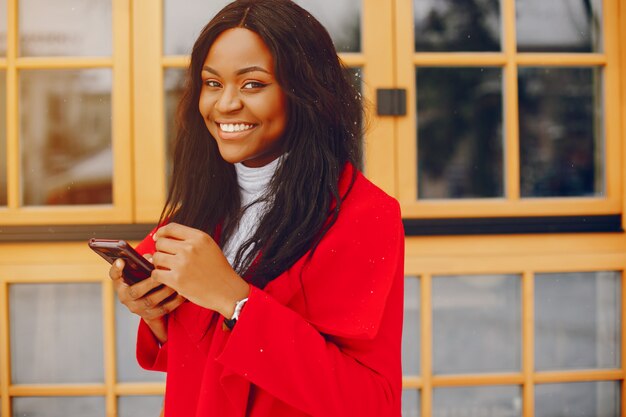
[110,1,404,415]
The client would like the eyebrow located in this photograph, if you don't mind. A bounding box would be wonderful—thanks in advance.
[202,65,271,76]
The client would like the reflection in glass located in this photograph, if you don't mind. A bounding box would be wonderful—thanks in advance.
[519,67,603,198]
[517,0,602,52]
[296,0,361,52]
[164,0,361,55]
[163,0,230,55]
[12,397,106,417]
[433,386,522,417]
[416,67,503,199]
[19,0,111,57]
[118,396,165,417]
[0,70,6,206]
[535,271,620,371]
[9,283,104,384]
[535,381,619,417]
[402,389,420,417]
[116,299,167,383]
[0,0,6,55]
[164,68,186,186]
[402,277,420,375]
[433,274,521,374]
[20,69,113,206]
[413,0,500,52]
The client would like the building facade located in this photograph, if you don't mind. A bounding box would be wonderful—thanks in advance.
[0,0,625,416]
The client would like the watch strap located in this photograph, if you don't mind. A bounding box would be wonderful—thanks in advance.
[224,297,248,330]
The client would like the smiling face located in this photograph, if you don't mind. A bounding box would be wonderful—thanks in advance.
[199,28,288,168]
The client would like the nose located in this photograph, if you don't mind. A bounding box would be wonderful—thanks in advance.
[215,86,243,113]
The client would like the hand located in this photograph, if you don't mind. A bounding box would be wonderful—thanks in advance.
[152,222,250,318]
[109,256,186,343]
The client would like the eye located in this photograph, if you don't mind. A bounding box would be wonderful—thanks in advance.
[203,79,221,88]
[242,81,267,90]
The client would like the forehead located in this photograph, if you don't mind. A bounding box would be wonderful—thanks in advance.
[204,28,274,71]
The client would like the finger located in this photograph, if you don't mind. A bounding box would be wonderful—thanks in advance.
[143,253,153,263]
[160,294,186,312]
[151,251,177,270]
[108,259,125,280]
[150,269,177,291]
[141,285,176,308]
[146,294,186,319]
[153,222,197,242]
[154,236,183,255]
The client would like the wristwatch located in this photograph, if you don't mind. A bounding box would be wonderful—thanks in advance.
[224,297,248,330]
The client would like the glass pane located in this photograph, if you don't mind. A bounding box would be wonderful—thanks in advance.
[296,0,361,53]
[0,0,6,55]
[413,0,501,52]
[519,67,603,198]
[535,271,620,371]
[416,67,504,199]
[12,397,106,417]
[402,389,421,417]
[164,68,186,186]
[433,274,521,374]
[18,0,112,57]
[402,276,420,375]
[164,0,360,55]
[118,396,164,417]
[163,0,229,55]
[9,283,104,384]
[433,386,522,417]
[0,70,6,206]
[516,0,603,52]
[535,381,619,417]
[20,69,113,206]
[116,299,167,383]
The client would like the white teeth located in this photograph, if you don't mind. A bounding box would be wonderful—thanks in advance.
[219,123,254,133]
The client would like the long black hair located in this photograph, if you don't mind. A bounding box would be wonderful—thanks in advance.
[162,0,364,288]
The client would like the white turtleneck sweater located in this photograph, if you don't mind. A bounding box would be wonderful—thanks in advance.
[222,156,282,268]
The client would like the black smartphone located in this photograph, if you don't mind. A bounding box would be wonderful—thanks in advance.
[88,238,154,285]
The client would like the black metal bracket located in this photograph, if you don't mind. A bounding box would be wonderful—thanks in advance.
[376,88,407,116]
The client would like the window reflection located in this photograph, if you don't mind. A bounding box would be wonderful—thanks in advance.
[535,271,620,371]
[20,69,113,206]
[413,0,501,52]
[402,276,420,376]
[9,283,104,384]
[116,298,167,383]
[163,0,361,55]
[433,386,522,417]
[19,0,112,57]
[416,67,503,199]
[535,381,619,417]
[432,274,521,374]
[118,396,165,417]
[12,397,106,417]
[296,0,361,53]
[402,389,421,417]
[163,0,230,56]
[164,68,186,188]
[0,70,6,206]
[519,67,603,198]
[516,0,603,53]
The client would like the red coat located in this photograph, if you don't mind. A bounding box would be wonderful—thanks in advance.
[135,165,405,417]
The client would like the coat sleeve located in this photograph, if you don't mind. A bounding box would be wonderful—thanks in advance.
[216,195,405,416]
